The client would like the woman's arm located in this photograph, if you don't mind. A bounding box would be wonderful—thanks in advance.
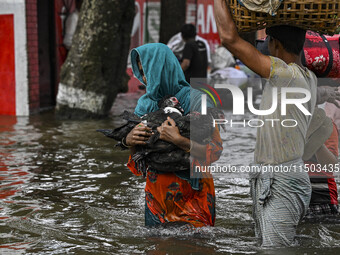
[315,144,338,167]
[172,135,207,160]
[125,123,153,176]
[125,123,153,155]
[157,117,210,160]
[316,86,340,107]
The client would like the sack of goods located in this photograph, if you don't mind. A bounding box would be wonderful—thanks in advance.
[303,31,340,78]
[227,0,340,35]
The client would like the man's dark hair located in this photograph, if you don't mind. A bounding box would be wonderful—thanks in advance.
[266,25,306,55]
[181,24,196,40]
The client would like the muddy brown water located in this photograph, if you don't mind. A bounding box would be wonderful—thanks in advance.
[1,93,340,254]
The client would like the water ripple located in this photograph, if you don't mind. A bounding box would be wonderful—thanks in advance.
[0,109,339,254]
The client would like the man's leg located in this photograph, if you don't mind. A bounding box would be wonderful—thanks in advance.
[252,171,311,246]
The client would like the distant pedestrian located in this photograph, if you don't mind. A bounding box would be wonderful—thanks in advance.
[303,108,339,216]
[180,24,208,83]
[167,31,211,64]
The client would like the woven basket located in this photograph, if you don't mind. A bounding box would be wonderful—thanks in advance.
[227,0,340,35]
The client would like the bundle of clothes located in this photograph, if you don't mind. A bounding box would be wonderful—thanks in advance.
[237,0,283,16]
[97,96,223,176]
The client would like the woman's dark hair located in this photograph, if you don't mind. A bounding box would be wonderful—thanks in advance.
[266,25,306,55]
[181,24,196,40]
[136,54,144,77]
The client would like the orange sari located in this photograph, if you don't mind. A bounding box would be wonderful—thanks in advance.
[127,127,222,227]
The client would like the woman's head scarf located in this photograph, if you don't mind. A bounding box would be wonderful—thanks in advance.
[131,43,211,116]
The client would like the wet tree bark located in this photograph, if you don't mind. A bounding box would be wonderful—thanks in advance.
[159,0,186,44]
[56,0,135,119]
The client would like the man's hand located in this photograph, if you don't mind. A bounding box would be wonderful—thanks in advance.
[317,86,340,107]
[126,123,153,146]
[157,117,182,144]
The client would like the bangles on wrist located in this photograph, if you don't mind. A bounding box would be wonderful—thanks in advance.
[121,137,132,148]
[186,140,193,153]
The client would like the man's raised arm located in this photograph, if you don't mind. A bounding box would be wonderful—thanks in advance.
[214,0,271,78]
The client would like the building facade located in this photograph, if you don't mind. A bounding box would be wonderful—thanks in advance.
[0,0,218,116]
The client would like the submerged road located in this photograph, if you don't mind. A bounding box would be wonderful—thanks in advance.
[0,92,339,254]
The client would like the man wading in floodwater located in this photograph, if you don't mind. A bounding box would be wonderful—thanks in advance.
[214,0,318,246]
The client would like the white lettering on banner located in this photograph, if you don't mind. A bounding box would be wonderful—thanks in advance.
[144,2,160,43]
[197,4,205,34]
[186,4,196,24]
[131,2,141,37]
[206,5,217,34]
[196,4,217,34]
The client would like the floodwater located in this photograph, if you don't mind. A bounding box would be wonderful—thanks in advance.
[1,93,340,255]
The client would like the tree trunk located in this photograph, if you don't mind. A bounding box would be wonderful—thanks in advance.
[56,0,135,119]
[159,0,186,44]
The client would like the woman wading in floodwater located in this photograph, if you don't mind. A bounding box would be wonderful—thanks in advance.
[123,43,222,227]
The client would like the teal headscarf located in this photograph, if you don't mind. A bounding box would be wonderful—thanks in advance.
[131,43,211,117]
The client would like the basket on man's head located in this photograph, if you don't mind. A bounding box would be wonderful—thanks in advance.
[227,0,340,35]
